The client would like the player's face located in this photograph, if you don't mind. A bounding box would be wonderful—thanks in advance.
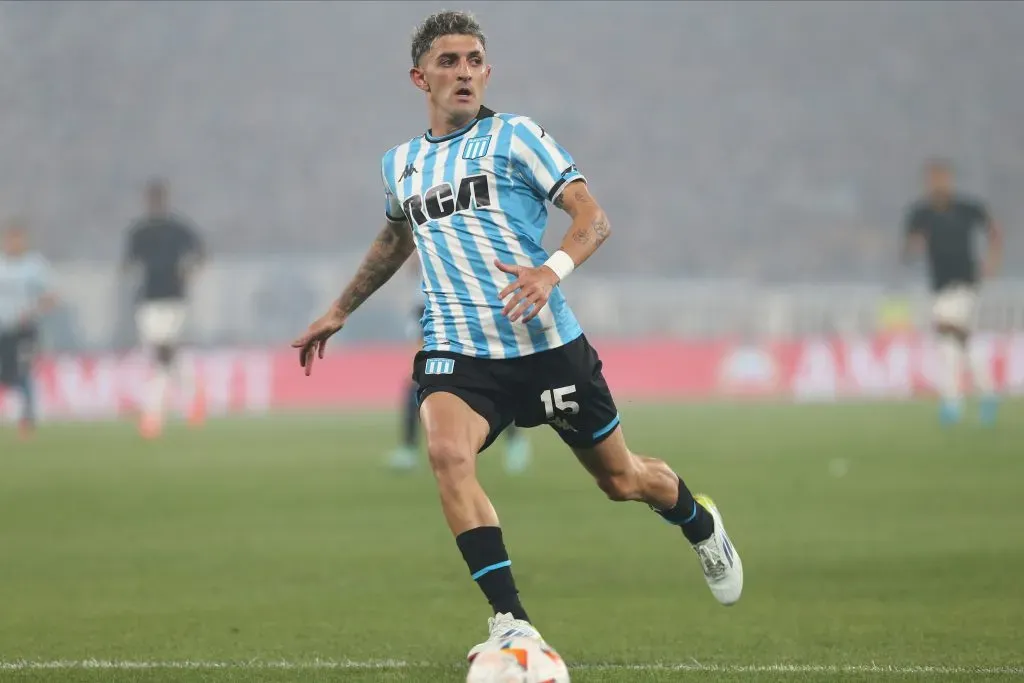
[926,167,953,197]
[2,229,26,256]
[412,34,490,130]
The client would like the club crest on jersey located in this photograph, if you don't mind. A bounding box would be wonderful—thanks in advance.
[462,135,492,160]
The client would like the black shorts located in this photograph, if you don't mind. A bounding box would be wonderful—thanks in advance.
[0,325,38,387]
[412,333,620,453]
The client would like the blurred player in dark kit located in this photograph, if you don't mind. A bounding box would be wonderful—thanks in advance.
[903,159,1004,425]
[122,179,206,438]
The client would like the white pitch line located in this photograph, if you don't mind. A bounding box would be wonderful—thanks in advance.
[588,663,1024,675]
[1,660,1023,675]
[0,660,405,671]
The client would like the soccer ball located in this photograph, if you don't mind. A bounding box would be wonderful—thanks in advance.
[466,637,570,683]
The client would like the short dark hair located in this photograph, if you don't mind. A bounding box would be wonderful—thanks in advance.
[411,10,486,67]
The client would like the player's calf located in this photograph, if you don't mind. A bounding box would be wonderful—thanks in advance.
[594,457,713,544]
[573,426,743,605]
[943,326,1001,424]
[140,344,177,437]
[575,428,713,543]
[420,391,533,629]
[934,323,969,424]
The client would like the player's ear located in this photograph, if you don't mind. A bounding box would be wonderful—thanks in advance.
[410,67,430,93]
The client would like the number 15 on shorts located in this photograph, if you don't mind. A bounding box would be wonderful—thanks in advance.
[541,385,579,418]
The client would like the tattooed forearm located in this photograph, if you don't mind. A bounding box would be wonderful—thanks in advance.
[552,181,612,270]
[592,214,611,244]
[568,211,609,248]
[334,222,415,317]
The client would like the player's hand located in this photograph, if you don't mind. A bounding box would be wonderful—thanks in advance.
[495,259,560,323]
[291,308,346,376]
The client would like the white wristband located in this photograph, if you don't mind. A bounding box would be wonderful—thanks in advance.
[543,250,576,282]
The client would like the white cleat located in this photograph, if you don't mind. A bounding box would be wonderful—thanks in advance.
[692,494,743,606]
[466,612,544,663]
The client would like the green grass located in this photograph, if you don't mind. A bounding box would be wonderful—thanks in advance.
[1,401,1023,682]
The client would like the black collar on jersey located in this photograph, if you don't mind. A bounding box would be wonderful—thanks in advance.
[424,105,496,143]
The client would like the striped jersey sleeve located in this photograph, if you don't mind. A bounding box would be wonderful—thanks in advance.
[381,162,405,222]
[509,117,586,203]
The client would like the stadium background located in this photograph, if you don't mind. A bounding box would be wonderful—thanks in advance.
[2,3,1023,681]
[2,1,1024,419]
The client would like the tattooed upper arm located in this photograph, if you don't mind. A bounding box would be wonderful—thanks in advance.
[552,179,592,217]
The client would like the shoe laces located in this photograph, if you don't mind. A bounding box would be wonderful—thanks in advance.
[696,541,728,580]
[488,613,515,638]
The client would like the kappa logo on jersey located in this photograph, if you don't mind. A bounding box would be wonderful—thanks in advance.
[462,135,492,160]
[424,357,455,375]
[398,163,418,182]
[549,416,578,433]
[402,173,492,227]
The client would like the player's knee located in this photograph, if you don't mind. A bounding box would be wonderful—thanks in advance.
[595,460,644,502]
[156,344,176,367]
[426,435,474,481]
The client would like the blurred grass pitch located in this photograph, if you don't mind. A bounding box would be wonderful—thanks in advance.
[1,400,1022,682]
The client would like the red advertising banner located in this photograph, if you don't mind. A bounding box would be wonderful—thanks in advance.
[3,334,1023,421]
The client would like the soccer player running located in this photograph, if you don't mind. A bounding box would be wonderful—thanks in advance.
[0,221,57,438]
[122,179,206,439]
[903,159,1004,425]
[390,260,532,473]
[293,10,742,659]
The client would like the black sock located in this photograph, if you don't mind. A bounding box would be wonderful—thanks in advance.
[456,526,530,623]
[402,383,419,447]
[654,475,715,544]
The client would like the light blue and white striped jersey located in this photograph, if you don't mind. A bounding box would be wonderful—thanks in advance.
[0,252,54,330]
[382,107,585,359]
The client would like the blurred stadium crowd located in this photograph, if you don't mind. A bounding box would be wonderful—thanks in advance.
[2,1,1021,285]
